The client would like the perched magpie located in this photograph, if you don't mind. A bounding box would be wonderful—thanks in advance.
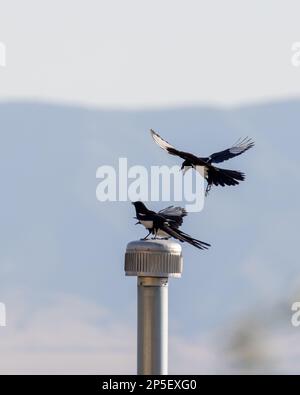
[150,129,254,195]
[132,201,210,250]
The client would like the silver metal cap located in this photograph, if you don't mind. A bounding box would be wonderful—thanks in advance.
[125,239,183,278]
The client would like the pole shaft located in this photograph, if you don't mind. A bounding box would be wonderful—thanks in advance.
[137,277,168,375]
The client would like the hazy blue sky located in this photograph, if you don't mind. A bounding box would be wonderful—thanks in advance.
[1,0,300,107]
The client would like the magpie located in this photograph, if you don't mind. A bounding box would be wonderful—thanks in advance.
[132,201,210,250]
[150,129,254,195]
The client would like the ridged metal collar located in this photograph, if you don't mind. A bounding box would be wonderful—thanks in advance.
[125,239,183,278]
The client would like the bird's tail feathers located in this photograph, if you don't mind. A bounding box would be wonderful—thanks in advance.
[207,166,245,188]
[163,225,210,250]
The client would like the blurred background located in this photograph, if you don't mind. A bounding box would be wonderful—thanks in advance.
[0,0,300,374]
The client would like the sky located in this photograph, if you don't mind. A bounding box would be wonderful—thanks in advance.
[1,0,300,107]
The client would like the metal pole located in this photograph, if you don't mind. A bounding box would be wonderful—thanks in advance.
[137,276,168,375]
[124,239,183,376]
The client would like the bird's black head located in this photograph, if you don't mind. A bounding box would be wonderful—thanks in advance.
[132,201,149,215]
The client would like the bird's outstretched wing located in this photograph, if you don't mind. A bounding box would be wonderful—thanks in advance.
[206,137,254,164]
[159,206,187,227]
[150,129,207,165]
[160,222,210,250]
[150,129,178,155]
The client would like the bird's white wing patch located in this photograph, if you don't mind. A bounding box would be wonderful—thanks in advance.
[160,206,187,217]
[230,147,245,154]
[230,137,254,154]
[150,129,175,152]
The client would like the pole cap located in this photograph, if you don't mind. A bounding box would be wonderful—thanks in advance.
[124,239,183,278]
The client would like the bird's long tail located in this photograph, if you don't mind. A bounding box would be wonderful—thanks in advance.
[161,224,211,250]
[206,166,245,194]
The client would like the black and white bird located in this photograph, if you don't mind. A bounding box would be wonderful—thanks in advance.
[132,201,210,250]
[150,129,254,195]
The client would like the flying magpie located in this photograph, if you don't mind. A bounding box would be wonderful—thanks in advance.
[150,129,254,195]
[132,201,210,250]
